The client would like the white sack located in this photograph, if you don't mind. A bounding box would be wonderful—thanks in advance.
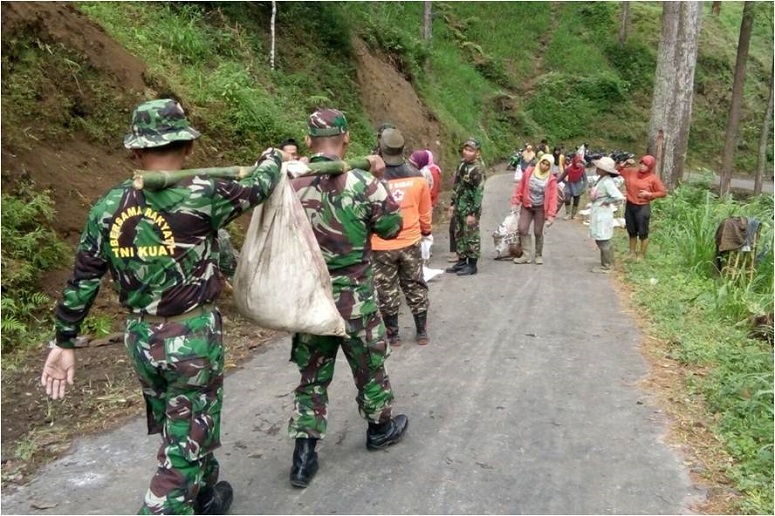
[421,235,434,261]
[233,171,346,336]
[492,211,520,260]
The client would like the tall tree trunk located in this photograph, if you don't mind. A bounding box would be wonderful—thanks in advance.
[754,61,773,195]
[270,1,276,70]
[618,2,631,45]
[720,1,755,195]
[647,2,703,189]
[712,1,721,16]
[422,1,432,41]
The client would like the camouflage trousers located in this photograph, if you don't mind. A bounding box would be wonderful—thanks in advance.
[453,212,481,259]
[288,312,394,439]
[125,309,224,515]
[373,241,429,316]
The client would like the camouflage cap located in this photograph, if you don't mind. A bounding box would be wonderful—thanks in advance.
[307,108,348,137]
[379,128,405,166]
[462,137,481,150]
[123,99,200,149]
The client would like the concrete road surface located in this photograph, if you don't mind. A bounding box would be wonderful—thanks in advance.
[2,172,703,515]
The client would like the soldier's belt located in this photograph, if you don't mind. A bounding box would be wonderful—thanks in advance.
[131,303,216,324]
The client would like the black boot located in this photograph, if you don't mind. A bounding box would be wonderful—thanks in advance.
[366,414,409,451]
[289,438,319,488]
[194,481,233,515]
[383,313,401,347]
[412,311,429,345]
[456,258,478,276]
[445,257,467,273]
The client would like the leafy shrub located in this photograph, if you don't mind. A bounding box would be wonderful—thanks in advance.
[604,40,656,92]
[1,183,69,352]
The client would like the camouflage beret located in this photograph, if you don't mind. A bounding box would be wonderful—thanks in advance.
[307,108,348,137]
[462,138,481,150]
[124,99,200,149]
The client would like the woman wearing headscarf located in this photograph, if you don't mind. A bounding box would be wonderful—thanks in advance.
[617,155,666,259]
[557,153,589,220]
[510,153,559,265]
[589,157,625,273]
[409,149,442,208]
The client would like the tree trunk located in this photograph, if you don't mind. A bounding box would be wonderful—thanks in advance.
[647,2,703,189]
[712,1,721,16]
[618,2,630,45]
[754,61,773,195]
[270,1,276,70]
[720,1,755,195]
[422,1,432,41]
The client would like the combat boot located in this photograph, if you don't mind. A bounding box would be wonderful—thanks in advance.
[413,311,429,345]
[383,313,401,347]
[457,258,478,276]
[289,438,318,488]
[445,257,467,273]
[366,414,409,450]
[194,481,233,515]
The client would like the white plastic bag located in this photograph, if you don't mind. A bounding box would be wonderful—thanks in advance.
[233,171,346,336]
[513,164,523,183]
[420,235,434,261]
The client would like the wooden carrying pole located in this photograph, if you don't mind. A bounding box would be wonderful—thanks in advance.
[133,158,371,191]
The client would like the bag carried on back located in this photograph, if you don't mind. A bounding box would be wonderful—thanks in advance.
[233,171,347,336]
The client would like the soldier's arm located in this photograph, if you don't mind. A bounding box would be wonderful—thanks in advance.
[367,177,402,240]
[210,148,283,229]
[54,207,109,349]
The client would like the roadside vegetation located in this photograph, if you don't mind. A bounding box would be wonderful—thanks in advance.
[1,2,772,513]
[617,184,773,514]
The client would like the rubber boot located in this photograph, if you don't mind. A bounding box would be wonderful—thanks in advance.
[570,205,578,220]
[195,481,233,515]
[513,235,532,264]
[289,438,319,488]
[413,311,429,345]
[562,204,572,220]
[366,414,409,450]
[383,313,401,347]
[445,257,467,273]
[457,258,478,276]
[592,247,615,274]
[534,235,544,265]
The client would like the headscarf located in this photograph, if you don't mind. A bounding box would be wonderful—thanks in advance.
[410,149,432,169]
[534,153,554,179]
[640,155,656,174]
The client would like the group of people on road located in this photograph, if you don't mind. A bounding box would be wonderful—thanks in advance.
[508,138,667,272]
[39,97,492,515]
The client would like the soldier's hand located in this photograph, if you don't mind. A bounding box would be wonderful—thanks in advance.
[41,346,75,400]
[466,215,477,227]
[365,155,386,178]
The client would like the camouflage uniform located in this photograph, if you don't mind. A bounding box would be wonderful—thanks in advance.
[289,109,402,439]
[450,144,485,260]
[53,99,282,514]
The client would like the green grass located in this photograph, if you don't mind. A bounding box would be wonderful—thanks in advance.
[618,186,773,514]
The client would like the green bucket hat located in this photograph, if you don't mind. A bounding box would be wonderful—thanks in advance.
[307,108,348,137]
[123,99,201,149]
[462,137,481,151]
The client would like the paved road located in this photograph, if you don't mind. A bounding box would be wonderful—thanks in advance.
[2,173,702,514]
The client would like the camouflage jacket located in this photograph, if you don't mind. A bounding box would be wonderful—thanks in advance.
[291,153,402,320]
[450,158,485,217]
[54,150,283,348]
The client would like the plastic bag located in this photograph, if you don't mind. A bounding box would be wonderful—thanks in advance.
[513,164,523,183]
[492,211,522,260]
[420,235,434,261]
[233,171,346,336]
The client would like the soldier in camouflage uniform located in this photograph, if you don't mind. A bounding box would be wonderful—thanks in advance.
[371,128,433,347]
[287,109,409,489]
[40,99,284,515]
[446,138,486,276]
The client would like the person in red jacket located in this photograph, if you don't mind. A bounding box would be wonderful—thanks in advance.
[617,155,667,259]
[510,154,559,265]
[557,154,588,220]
